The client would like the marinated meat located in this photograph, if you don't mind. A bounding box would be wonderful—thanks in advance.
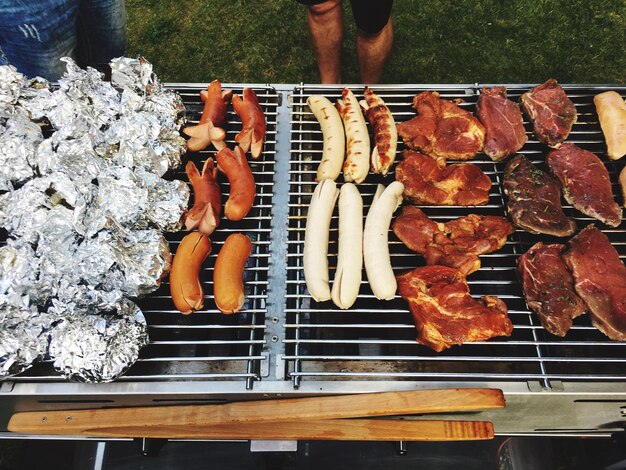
[476,87,527,161]
[503,155,576,237]
[397,91,485,161]
[392,206,514,275]
[520,79,577,148]
[563,225,626,341]
[518,242,587,337]
[547,143,621,227]
[395,150,491,206]
[396,265,513,352]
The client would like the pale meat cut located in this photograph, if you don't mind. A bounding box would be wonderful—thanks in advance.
[520,79,577,148]
[396,265,513,352]
[395,150,491,206]
[518,242,587,337]
[594,91,626,160]
[563,225,626,340]
[503,155,576,237]
[392,206,514,275]
[397,91,485,161]
[547,143,621,227]
[476,87,527,161]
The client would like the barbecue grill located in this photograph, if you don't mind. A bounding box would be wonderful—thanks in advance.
[2,83,626,439]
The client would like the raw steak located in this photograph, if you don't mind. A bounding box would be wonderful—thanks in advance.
[396,265,513,352]
[520,79,577,148]
[503,155,576,237]
[397,91,485,160]
[395,150,491,206]
[477,86,527,161]
[518,242,586,337]
[393,206,514,275]
[547,143,621,227]
[563,225,626,341]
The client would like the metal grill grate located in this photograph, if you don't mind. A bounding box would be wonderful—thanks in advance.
[286,84,626,388]
[12,84,280,388]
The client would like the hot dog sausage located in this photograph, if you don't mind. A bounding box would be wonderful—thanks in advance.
[185,158,221,235]
[170,232,211,314]
[214,233,252,314]
[216,146,256,221]
[183,80,233,152]
[360,87,397,176]
[232,88,266,159]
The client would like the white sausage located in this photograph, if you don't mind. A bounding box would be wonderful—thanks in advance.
[307,95,346,181]
[336,88,370,184]
[359,87,398,176]
[331,183,363,309]
[304,179,340,302]
[364,182,404,300]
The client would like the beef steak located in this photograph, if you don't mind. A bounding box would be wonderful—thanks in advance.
[518,242,587,337]
[520,79,577,148]
[504,155,576,237]
[477,86,527,161]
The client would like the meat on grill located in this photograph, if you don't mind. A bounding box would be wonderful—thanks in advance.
[476,86,527,161]
[397,91,485,161]
[503,155,576,237]
[395,150,492,206]
[517,242,587,337]
[396,265,513,352]
[563,225,626,341]
[392,206,514,275]
[520,79,577,148]
[547,143,622,227]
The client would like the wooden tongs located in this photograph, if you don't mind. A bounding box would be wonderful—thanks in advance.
[8,388,504,441]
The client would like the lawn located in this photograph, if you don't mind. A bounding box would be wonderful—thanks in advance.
[125,0,626,84]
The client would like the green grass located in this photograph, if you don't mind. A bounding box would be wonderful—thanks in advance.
[127,0,626,83]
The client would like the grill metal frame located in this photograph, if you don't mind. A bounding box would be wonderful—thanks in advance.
[2,83,626,438]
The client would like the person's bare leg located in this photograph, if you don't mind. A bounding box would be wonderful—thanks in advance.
[306,0,343,84]
[356,17,393,84]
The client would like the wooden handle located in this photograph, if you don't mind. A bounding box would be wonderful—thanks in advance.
[8,388,504,436]
[8,418,495,441]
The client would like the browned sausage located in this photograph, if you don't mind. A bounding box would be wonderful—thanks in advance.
[185,158,221,235]
[216,146,255,221]
[170,232,211,314]
[232,88,266,158]
[213,233,252,314]
[183,80,233,152]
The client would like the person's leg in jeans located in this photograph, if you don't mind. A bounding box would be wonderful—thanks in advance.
[350,0,394,84]
[76,0,126,78]
[301,0,343,84]
[0,0,79,81]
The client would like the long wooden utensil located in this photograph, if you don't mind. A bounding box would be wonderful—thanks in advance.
[8,388,504,440]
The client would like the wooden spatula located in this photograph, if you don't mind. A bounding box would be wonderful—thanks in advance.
[8,388,504,441]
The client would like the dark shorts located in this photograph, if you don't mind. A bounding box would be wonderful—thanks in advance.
[297,0,393,35]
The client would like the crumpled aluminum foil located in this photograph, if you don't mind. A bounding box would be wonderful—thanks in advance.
[48,299,148,383]
[0,57,188,382]
[0,303,54,378]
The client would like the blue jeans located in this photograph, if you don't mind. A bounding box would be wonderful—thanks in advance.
[0,0,126,81]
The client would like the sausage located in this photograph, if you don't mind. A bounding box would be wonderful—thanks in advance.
[214,233,252,314]
[185,158,221,235]
[216,146,256,221]
[183,80,233,152]
[364,182,404,300]
[336,88,370,184]
[170,232,211,314]
[307,95,345,181]
[304,179,340,302]
[594,91,626,161]
[232,88,266,159]
[331,183,363,309]
[360,87,397,176]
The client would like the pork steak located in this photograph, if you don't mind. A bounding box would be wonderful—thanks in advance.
[397,265,513,352]
[395,150,492,206]
[504,155,576,237]
[518,242,587,337]
[520,79,577,148]
[397,91,485,161]
[547,143,622,227]
[393,206,514,275]
[477,86,527,161]
[563,225,626,341]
